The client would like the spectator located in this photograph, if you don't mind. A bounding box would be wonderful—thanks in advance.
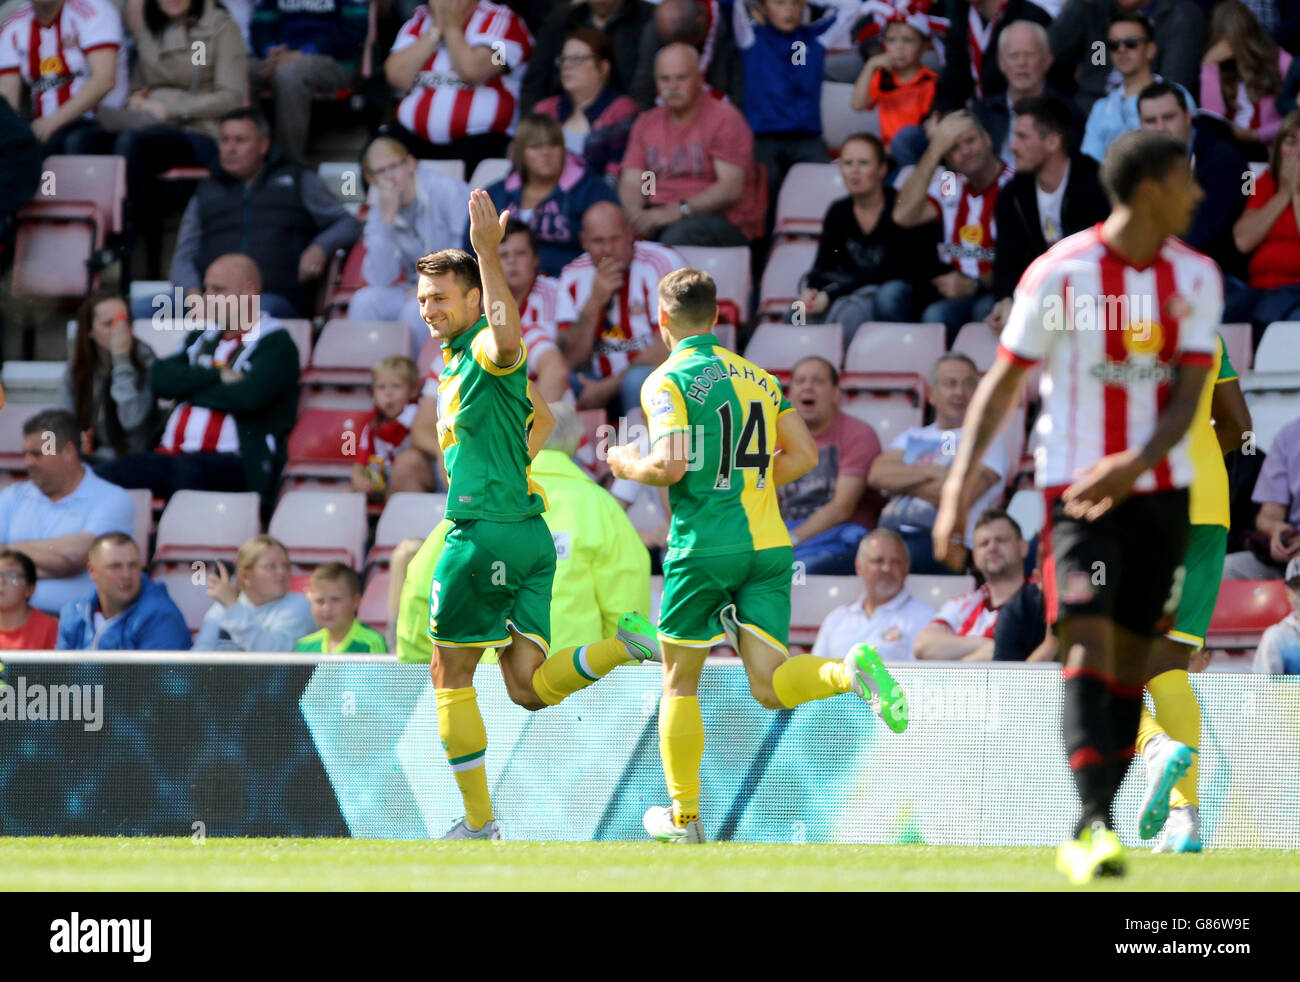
[0,410,135,615]
[1254,554,1300,673]
[1138,81,1251,302]
[99,255,300,520]
[498,218,571,401]
[556,201,679,413]
[869,353,1008,574]
[893,109,1012,342]
[0,549,59,651]
[532,27,641,179]
[778,356,884,575]
[1079,12,1197,162]
[383,0,535,176]
[466,113,618,277]
[59,293,165,466]
[851,7,940,166]
[991,545,1052,661]
[810,528,936,662]
[194,534,314,650]
[0,0,128,155]
[248,0,367,162]
[628,0,743,110]
[797,133,926,341]
[522,1,652,116]
[971,21,1082,169]
[619,42,763,247]
[167,108,361,319]
[1050,0,1206,116]
[1200,0,1293,156]
[933,0,1056,116]
[352,356,421,501]
[912,509,1028,659]
[111,0,247,281]
[1224,412,1300,579]
[294,563,387,653]
[0,97,44,243]
[348,136,470,359]
[987,96,1108,331]
[1231,109,1300,333]
[56,532,191,650]
[391,402,650,660]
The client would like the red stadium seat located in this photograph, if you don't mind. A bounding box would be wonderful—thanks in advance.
[358,568,391,633]
[673,245,752,324]
[302,319,409,388]
[367,492,446,567]
[325,239,371,318]
[298,387,376,414]
[283,408,370,488]
[772,162,843,238]
[1206,580,1291,649]
[842,322,945,403]
[158,166,211,182]
[269,490,368,569]
[290,573,313,597]
[152,490,262,567]
[758,239,819,319]
[744,322,843,384]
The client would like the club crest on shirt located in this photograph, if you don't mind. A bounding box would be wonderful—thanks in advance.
[648,390,674,420]
[958,223,984,245]
[1062,570,1096,605]
[883,625,902,643]
[1124,321,1164,357]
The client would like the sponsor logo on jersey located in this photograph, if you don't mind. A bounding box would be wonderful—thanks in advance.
[958,223,984,245]
[1124,321,1164,357]
[416,70,474,91]
[648,390,674,420]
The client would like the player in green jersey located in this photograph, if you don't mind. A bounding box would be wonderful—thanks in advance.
[608,268,910,844]
[418,191,660,841]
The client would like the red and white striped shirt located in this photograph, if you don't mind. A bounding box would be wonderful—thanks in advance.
[932,583,1000,638]
[157,334,246,455]
[926,163,1013,279]
[999,225,1221,492]
[0,0,128,120]
[967,0,1007,101]
[392,1,533,145]
[359,401,419,477]
[556,241,682,380]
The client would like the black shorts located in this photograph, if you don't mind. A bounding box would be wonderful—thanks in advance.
[1042,488,1190,637]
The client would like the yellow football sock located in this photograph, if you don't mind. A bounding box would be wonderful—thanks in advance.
[1136,705,1164,757]
[660,696,704,825]
[772,654,852,708]
[436,687,493,829]
[532,637,629,706]
[1149,669,1201,807]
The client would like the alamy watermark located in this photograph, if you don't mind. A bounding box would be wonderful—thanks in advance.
[0,676,103,731]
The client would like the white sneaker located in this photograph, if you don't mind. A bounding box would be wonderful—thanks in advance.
[643,805,705,844]
[442,818,502,840]
[1153,805,1202,853]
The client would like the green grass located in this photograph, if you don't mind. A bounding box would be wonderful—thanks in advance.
[2,838,1298,891]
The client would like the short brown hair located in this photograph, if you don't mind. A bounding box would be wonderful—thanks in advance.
[90,531,138,561]
[509,114,565,178]
[309,562,362,597]
[372,355,419,390]
[415,248,482,297]
[973,508,1022,540]
[22,408,81,453]
[0,548,37,585]
[564,25,615,67]
[658,268,717,330]
[503,217,538,255]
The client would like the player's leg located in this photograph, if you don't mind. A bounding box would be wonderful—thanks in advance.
[431,643,498,838]
[643,640,709,843]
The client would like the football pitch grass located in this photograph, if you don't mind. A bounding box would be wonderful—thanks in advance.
[2,838,1298,891]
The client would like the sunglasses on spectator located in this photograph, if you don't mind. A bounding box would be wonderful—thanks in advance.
[0,571,28,585]
[555,54,595,67]
[1107,37,1147,51]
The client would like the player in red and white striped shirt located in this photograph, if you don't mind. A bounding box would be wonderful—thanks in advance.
[384,0,533,174]
[933,130,1218,883]
[0,0,127,149]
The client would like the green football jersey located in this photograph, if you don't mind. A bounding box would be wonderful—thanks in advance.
[640,334,794,557]
[294,619,388,653]
[436,316,546,522]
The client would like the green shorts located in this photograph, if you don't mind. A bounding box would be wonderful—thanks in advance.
[428,515,556,651]
[659,546,793,653]
[1167,523,1227,649]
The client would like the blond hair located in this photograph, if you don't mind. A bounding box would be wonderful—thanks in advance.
[372,355,419,390]
[236,534,289,576]
[657,268,717,332]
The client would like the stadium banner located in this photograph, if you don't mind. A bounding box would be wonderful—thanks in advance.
[1,657,1297,847]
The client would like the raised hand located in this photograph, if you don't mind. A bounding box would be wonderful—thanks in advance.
[467,188,509,256]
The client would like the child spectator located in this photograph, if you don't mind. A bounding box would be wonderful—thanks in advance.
[294,563,387,653]
[352,356,421,500]
[851,9,939,153]
[0,549,59,651]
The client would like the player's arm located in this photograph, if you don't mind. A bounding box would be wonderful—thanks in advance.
[913,623,989,660]
[773,410,819,487]
[467,189,521,368]
[1211,375,1252,456]
[528,383,554,459]
[608,431,689,486]
[532,347,569,402]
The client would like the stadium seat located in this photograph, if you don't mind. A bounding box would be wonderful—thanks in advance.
[418,159,466,183]
[905,574,976,611]
[283,408,370,487]
[1205,579,1291,648]
[302,319,410,387]
[297,387,376,414]
[318,161,365,214]
[156,569,216,636]
[820,82,881,154]
[280,319,313,371]
[840,394,921,444]
[0,404,50,478]
[649,573,663,624]
[325,239,371,318]
[951,321,998,372]
[1247,161,1268,178]
[358,568,390,633]
[1220,322,1251,372]
[290,572,313,597]
[673,245,752,324]
[269,490,368,569]
[1005,489,1046,540]
[1242,323,1300,394]
[789,575,859,646]
[1243,390,1298,456]
[469,158,511,188]
[367,492,447,567]
[744,322,843,382]
[842,322,945,402]
[713,322,737,352]
[772,162,843,238]
[417,336,444,380]
[152,491,261,567]
[758,239,819,319]
[133,317,201,359]
[12,155,127,299]
[127,488,152,559]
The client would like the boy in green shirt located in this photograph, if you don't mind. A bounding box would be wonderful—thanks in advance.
[295,563,387,654]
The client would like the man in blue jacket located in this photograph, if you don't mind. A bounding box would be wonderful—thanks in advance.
[250,0,369,161]
[57,533,191,651]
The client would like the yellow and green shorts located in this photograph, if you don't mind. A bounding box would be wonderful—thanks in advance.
[1167,523,1228,649]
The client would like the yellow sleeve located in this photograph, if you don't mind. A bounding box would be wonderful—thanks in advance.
[470,330,527,376]
[642,372,689,445]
